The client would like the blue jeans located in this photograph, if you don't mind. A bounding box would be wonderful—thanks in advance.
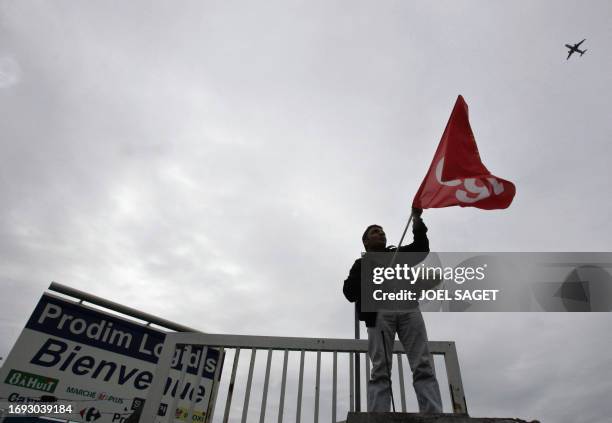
[367,311,443,413]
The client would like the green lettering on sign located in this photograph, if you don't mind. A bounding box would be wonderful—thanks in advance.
[4,369,59,393]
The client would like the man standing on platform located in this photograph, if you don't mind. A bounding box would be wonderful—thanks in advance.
[342,208,443,413]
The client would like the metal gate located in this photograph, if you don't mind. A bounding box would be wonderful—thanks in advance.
[140,333,467,423]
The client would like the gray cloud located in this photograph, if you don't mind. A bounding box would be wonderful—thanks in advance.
[1,1,611,422]
[0,56,20,88]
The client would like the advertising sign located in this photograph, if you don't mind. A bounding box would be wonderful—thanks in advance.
[0,294,222,423]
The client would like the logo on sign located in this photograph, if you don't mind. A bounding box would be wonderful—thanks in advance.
[80,406,102,421]
[131,397,145,410]
[66,385,96,398]
[101,392,125,404]
[4,369,58,393]
[8,392,42,403]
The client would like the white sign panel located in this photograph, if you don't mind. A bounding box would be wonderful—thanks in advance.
[0,294,222,423]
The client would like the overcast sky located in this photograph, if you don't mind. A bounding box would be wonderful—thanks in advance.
[1,1,612,422]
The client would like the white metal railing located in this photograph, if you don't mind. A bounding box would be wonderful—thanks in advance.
[140,333,468,423]
[43,283,468,422]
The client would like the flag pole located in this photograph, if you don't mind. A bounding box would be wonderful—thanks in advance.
[390,212,413,267]
[354,305,361,411]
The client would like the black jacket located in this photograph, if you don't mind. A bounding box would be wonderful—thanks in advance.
[342,219,430,327]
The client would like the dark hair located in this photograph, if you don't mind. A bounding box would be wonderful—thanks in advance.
[362,224,382,244]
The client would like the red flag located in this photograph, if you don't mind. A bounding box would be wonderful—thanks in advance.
[413,95,516,210]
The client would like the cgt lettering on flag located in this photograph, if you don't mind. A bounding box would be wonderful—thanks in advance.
[413,95,516,210]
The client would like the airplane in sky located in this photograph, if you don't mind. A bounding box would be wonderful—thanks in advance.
[565,39,587,60]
